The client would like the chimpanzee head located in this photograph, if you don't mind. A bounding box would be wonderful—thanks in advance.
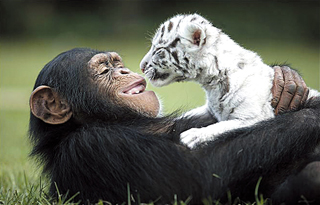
[29,48,160,128]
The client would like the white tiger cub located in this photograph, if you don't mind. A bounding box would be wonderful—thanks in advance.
[140,13,319,148]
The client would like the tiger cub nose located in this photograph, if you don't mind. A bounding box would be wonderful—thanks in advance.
[140,61,148,73]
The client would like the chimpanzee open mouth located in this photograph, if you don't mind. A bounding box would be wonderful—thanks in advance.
[122,78,146,95]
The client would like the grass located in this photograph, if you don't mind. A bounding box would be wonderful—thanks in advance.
[0,36,319,204]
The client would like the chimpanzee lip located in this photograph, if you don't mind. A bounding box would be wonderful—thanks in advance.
[122,78,147,95]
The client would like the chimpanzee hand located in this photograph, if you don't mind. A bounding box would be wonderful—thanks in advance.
[271,66,309,115]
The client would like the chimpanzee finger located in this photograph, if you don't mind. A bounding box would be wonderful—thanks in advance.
[301,87,309,106]
[275,66,296,115]
[289,70,309,110]
[271,66,285,109]
[299,74,309,106]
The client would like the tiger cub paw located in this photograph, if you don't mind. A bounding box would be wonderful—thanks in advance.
[180,128,214,148]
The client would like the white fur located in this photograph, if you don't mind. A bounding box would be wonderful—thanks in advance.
[140,14,319,148]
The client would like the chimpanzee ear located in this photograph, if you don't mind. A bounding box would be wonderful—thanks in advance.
[30,85,72,124]
[179,23,206,47]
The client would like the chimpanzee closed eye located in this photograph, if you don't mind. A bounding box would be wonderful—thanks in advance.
[99,68,109,75]
[29,48,320,204]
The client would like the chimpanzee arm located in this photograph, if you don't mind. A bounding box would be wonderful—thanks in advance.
[48,98,320,204]
[199,97,320,201]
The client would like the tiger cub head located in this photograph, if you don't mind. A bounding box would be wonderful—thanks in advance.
[140,13,220,87]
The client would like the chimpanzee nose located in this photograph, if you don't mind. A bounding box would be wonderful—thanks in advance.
[119,68,130,75]
[114,67,131,77]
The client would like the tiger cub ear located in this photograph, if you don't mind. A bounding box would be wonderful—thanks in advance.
[179,23,206,47]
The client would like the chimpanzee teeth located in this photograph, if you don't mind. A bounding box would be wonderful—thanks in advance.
[127,88,141,95]
[124,83,145,95]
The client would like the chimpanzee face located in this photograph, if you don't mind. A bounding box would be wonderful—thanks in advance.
[88,52,161,117]
[30,50,161,125]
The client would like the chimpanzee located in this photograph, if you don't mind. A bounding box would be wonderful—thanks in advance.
[29,48,320,204]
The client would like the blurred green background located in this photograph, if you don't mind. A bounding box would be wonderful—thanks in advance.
[0,0,319,193]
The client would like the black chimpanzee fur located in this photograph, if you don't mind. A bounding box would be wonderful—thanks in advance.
[29,48,320,204]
